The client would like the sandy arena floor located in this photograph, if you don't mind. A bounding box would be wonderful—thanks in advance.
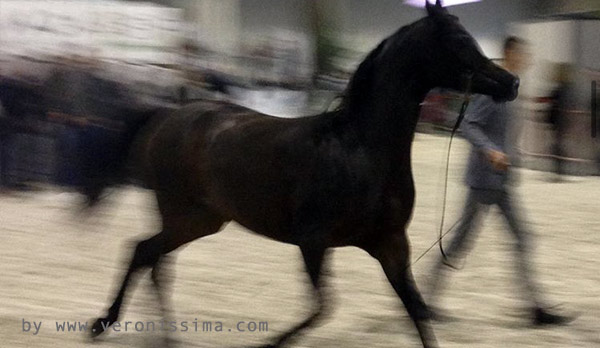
[1,134,599,348]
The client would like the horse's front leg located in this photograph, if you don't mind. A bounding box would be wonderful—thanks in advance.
[256,242,330,348]
[364,230,439,348]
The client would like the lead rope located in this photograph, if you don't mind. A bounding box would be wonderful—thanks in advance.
[437,79,472,269]
[406,75,473,271]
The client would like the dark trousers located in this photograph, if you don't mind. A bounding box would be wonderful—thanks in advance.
[55,125,81,187]
[552,127,566,175]
[430,187,543,307]
[0,133,14,187]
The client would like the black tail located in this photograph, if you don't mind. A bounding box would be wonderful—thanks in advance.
[75,106,167,207]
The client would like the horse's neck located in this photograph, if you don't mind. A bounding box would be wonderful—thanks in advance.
[348,72,431,155]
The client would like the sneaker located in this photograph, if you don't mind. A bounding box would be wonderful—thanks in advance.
[533,307,574,326]
[441,255,464,270]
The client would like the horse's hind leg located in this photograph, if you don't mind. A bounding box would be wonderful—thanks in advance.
[260,244,329,348]
[91,207,225,338]
[150,253,173,327]
[91,232,164,337]
[365,231,438,348]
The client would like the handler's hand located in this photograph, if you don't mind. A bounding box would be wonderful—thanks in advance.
[486,149,510,171]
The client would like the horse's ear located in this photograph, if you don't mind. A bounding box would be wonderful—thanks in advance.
[426,0,444,17]
[426,1,434,15]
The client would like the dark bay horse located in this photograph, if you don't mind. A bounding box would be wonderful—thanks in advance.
[89,2,519,347]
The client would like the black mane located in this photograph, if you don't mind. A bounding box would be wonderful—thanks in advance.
[339,22,420,114]
[340,39,389,113]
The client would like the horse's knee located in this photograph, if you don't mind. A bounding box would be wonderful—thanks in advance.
[365,232,411,273]
[364,232,430,315]
[132,234,164,269]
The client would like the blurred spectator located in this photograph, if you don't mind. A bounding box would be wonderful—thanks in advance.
[0,74,45,190]
[43,55,134,187]
[546,62,574,180]
[0,103,10,190]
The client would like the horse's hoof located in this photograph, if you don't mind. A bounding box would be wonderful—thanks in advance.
[90,317,113,339]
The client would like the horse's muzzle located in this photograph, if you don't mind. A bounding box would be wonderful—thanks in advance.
[472,62,520,102]
[505,77,520,101]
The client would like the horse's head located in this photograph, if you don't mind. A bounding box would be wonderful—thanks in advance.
[423,0,520,101]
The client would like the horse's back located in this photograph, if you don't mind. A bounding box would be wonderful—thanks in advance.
[139,100,306,198]
[136,99,386,245]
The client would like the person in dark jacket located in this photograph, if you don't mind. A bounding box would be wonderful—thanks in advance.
[429,37,572,326]
[43,57,134,187]
[0,106,13,189]
[0,76,44,189]
[547,63,573,179]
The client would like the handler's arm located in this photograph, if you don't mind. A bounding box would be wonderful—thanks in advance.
[461,95,509,171]
[461,95,499,153]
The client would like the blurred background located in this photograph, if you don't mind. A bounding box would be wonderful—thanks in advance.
[0,2,599,347]
[0,0,599,190]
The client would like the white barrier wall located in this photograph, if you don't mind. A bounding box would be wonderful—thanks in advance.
[513,20,576,99]
[511,20,598,174]
[580,21,600,71]
[0,0,184,63]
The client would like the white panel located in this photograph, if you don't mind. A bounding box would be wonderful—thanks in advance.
[474,37,503,59]
[0,0,184,63]
[511,20,576,98]
[581,21,600,70]
[197,0,241,54]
